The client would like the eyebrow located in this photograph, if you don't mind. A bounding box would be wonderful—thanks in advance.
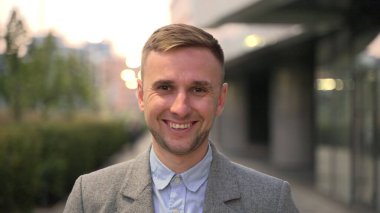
[151,80,213,89]
[192,80,213,89]
[152,80,174,88]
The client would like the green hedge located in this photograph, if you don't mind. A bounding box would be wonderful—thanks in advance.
[0,120,143,212]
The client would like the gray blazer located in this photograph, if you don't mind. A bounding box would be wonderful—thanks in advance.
[64,145,298,213]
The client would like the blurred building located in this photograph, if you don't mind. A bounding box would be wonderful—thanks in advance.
[81,41,139,117]
[171,0,380,211]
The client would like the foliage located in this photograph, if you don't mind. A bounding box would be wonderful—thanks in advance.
[0,9,96,121]
[3,9,28,56]
[0,9,30,120]
[25,33,96,117]
[0,120,144,212]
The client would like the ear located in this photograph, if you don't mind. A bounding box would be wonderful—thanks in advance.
[216,83,228,116]
[137,79,144,111]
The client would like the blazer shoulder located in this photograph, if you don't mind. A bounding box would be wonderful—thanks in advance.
[64,149,153,213]
[232,162,284,186]
[231,162,298,212]
[83,160,135,183]
[64,160,137,213]
[80,160,136,199]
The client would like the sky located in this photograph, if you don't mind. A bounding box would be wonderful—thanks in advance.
[0,0,171,67]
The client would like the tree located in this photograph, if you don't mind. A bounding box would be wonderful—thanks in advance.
[25,33,96,118]
[0,9,96,120]
[0,8,30,121]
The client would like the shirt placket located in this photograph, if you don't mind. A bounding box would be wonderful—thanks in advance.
[169,175,186,213]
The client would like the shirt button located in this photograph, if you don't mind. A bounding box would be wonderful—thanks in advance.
[174,176,181,184]
[172,209,179,213]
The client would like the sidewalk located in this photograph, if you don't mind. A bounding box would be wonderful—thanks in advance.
[37,131,366,213]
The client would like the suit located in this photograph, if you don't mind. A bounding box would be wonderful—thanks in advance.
[64,144,298,212]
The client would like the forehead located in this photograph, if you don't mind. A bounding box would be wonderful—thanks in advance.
[143,47,223,81]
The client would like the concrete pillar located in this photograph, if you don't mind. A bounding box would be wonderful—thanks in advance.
[211,83,249,155]
[270,65,313,169]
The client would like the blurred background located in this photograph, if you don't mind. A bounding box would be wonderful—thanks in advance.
[1,0,380,212]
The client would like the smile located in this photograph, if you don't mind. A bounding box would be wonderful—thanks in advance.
[167,121,193,130]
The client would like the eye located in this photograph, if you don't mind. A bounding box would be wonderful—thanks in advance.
[157,84,171,91]
[155,84,174,95]
[192,87,208,95]
[193,87,205,92]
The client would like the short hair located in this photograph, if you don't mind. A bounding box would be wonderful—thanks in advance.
[141,23,225,81]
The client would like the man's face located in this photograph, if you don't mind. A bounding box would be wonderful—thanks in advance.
[138,47,228,156]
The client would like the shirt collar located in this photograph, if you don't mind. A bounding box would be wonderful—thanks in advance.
[181,145,212,192]
[149,144,213,192]
[150,148,175,190]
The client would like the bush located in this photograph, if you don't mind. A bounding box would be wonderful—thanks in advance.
[0,120,143,212]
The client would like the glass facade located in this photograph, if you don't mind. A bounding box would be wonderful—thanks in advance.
[316,32,380,210]
[315,31,353,203]
[353,51,379,209]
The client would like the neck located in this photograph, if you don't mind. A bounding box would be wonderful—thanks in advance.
[152,141,209,174]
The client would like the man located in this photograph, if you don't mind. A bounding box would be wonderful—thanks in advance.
[64,24,298,213]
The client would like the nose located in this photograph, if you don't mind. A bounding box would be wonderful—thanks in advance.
[170,91,191,118]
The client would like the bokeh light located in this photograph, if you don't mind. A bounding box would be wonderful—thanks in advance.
[120,69,138,90]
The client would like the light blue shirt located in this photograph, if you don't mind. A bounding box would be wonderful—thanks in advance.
[150,144,213,213]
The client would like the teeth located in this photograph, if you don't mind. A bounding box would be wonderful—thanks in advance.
[169,122,191,129]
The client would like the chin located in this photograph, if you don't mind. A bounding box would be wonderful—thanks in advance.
[165,141,197,155]
[150,128,209,155]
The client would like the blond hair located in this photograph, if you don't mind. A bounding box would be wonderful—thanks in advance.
[141,24,224,81]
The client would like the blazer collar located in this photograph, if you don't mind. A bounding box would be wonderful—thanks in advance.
[116,143,241,213]
[119,148,154,213]
[204,144,242,212]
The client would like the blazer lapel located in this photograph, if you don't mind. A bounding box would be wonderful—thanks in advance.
[204,145,242,213]
[114,144,241,212]
[117,149,154,213]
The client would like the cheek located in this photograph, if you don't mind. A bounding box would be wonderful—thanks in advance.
[195,99,218,117]
[144,95,168,115]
